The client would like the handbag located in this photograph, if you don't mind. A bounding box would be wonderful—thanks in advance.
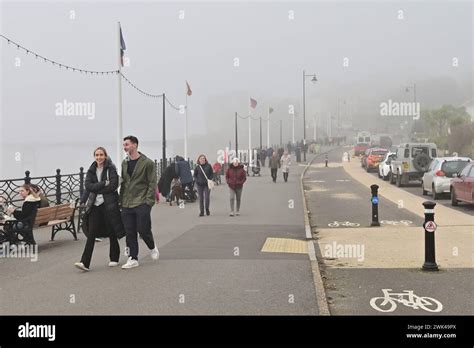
[80,209,90,238]
[199,165,215,190]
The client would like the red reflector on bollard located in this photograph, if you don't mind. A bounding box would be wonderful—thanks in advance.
[425,221,437,233]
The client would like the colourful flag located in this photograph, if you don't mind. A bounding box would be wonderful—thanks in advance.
[120,25,126,67]
[250,98,257,109]
[269,107,274,114]
[186,81,192,96]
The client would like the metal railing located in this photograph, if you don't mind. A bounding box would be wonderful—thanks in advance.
[0,168,85,208]
[0,158,195,207]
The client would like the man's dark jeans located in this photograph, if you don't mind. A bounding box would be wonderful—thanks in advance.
[121,204,155,260]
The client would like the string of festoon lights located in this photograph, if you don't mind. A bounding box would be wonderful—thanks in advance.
[119,72,163,99]
[164,95,181,111]
[0,34,118,75]
[238,114,263,121]
[0,33,183,103]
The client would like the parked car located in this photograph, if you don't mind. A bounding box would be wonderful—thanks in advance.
[364,148,388,172]
[451,162,474,206]
[389,143,437,187]
[355,143,369,157]
[421,157,471,199]
[378,152,396,180]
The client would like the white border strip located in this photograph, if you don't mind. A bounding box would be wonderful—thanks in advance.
[300,150,331,316]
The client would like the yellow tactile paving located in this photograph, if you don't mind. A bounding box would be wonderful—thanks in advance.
[261,237,308,254]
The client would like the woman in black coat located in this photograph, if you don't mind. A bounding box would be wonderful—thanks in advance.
[74,147,125,272]
[193,154,214,217]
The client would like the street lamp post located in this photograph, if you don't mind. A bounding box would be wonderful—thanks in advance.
[337,99,346,138]
[162,92,167,173]
[303,70,317,162]
[292,111,296,144]
[235,112,238,155]
[280,120,282,146]
[313,116,317,141]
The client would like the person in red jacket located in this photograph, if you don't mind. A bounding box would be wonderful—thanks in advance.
[212,161,222,185]
[225,157,247,216]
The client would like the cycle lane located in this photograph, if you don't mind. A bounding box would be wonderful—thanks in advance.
[303,147,423,229]
[303,147,474,315]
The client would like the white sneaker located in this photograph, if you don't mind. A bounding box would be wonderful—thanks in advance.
[121,257,139,269]
[236,212,240,216]
[95,238,102,242]
[150,247,159,261]
[74,262,90,272]
[229,212,235,216]
[108,261,119,267]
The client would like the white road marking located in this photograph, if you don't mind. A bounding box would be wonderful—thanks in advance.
[370,289,443,313]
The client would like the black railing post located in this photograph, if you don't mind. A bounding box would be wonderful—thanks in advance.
[24,170,31,184]
[79,167,84,198]
[56,169,61,204]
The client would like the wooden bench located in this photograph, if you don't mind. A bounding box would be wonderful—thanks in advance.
[4,203,78,243]
[34,203,78,241]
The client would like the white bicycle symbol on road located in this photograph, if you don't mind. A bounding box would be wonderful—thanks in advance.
[370,289,443,313]
[328,221,360,227]
[380,220,413,226]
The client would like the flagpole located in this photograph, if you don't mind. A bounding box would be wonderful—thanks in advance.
[117,22,123,168]
[267,104,270,148]
[248,97,252,167]
[185,92,188,160]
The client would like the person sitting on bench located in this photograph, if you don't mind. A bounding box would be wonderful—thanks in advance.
[6,184,41,245]
[30,184,50,208]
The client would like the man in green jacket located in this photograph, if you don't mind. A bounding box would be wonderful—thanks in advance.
[120,135,159,269]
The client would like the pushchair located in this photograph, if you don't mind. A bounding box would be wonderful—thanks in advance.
[251,159,261,176]
[182,180,197,203]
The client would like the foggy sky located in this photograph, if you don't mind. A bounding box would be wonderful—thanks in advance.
[1,0,472,177]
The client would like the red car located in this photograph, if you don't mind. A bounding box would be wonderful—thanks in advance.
[354,143,369,156]
[451,162,474,206]
[362,148,388,172]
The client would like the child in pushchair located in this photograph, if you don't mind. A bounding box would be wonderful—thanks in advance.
[251,158,261,176]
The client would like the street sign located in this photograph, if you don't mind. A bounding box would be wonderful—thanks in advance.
[371,197,379,205]
[425,221,437,233]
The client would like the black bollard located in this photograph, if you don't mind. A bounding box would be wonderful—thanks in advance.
[370,184,380,226]
[422,201,439,271]
[325,154,328,167]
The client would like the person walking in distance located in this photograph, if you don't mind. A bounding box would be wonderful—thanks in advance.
[226,157,247,216]
[260,148,267,167]
[280,151,291,183]
[269,151,280,183]
[120,136,159,269]
[194,154,214,216]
